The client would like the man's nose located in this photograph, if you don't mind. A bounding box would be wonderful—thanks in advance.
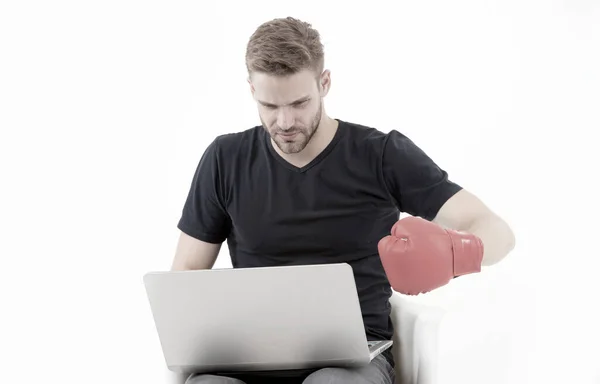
[276,109,295,131]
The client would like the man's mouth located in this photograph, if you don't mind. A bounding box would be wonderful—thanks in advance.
[279,132,299,139]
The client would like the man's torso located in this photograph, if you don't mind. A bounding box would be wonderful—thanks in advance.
[184,119,403,366]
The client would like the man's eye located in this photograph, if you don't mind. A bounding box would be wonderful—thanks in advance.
[263,100,307,109]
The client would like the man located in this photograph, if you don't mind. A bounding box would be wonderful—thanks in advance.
[172,16,516,384]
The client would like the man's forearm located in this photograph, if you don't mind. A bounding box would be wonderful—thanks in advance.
[171,258,215,271]
[464,214,516,266]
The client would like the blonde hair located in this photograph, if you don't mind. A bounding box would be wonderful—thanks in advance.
[245,17,325,78]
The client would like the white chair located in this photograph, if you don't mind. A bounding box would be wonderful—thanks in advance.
[164,291,460,384]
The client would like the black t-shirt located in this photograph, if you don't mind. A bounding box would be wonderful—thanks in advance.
[178,119,462,368]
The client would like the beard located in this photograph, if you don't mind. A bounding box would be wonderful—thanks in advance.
[262,100,323,154]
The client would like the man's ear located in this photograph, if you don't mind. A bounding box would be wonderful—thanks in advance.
[320,70,331,97]
[247,77,254,94]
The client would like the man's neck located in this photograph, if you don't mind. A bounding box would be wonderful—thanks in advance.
[273,116,338,168]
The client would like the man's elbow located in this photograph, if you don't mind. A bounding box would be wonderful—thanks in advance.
[475,214,516,267]
[507,225,516,253]
[491,216,517,265]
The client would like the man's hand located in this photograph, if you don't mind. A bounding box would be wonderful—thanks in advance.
[377,216,484,295]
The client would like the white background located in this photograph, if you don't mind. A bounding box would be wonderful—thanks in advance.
[1,0,599,383]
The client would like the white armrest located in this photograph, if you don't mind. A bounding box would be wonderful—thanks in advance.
[389,292,447,384]
[165,369,187,384]
[389,278,519,384]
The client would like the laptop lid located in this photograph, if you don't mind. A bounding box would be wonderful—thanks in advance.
[143,263,372,374]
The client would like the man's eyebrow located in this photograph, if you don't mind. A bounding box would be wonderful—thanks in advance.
[258,96,311,107]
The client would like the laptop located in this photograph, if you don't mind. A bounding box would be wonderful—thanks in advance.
[143,262,393,375]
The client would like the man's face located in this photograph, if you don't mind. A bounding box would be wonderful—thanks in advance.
[249,69,326,154]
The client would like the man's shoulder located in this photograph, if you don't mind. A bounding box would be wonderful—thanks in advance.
[342,119,398,139]
[339,119,402,152]
[212,125,264,152]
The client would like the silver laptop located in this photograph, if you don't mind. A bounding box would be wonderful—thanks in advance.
[143,263,393,374]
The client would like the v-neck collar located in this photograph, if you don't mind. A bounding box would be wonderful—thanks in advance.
[264,118,345,173]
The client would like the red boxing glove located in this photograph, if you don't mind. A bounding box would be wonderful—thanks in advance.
[378,216,484,295]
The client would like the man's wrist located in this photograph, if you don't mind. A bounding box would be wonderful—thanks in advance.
[446,229,484,276]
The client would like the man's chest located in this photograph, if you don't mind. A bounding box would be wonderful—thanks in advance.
[223,166,395,256]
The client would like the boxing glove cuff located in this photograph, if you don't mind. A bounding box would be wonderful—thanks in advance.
[445,229,484,276]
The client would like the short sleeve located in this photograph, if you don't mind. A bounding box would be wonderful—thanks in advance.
[381,130,463,220]
[177,138,231,243]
